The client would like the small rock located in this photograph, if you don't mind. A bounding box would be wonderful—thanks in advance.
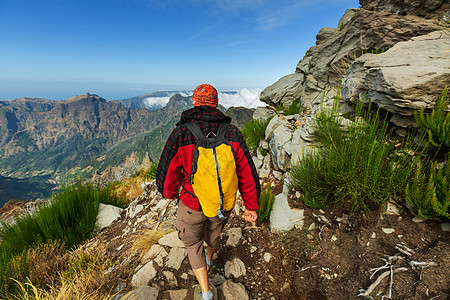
[263,252,272,263]
[331,235,337,242]
[226,228,242,247]
[281,281,290,292]
[163,271,177,287]
[222,280,249,300]
[95,203,123,231]
[308,223,316,230]
[441,223,450,232]
[295,191,301,198]
[273,170,283,181]
[141,244,167,265]
[412,216,425,223]
[210,274,226,286]
[307,234,314,239]
[382,228,395,234]
[158,231,185,248]
[250,246,257,253]
[120,285,159,300]
[166,247,187,270]
[225,258,247,278]
[371,232,376,239]
[131,261,157,287]
[180,273,188,280]
[385,201,401,215]
[154,254,164,267]
[167,289,188,300]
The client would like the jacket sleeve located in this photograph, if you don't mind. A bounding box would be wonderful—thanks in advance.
[156,128,183,199]
[233,129,261,211]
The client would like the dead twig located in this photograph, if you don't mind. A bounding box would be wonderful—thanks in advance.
[394,243,414,256]
[358,267,407,298]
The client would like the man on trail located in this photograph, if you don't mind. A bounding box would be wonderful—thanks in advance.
[156,84,260,300]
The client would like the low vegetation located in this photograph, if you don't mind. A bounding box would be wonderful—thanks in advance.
[289,96,423,212]
[0,183,125,297]
[289,87,449,221]
[276,99,305,116]
[414,86,450,154]
[242,117,271,153]
[257,184,276,222]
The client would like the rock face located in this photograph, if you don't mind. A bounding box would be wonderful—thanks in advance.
[224,106,255,129]
[359,0,448,18]
[342,31,450,128]
[259,8,440,109]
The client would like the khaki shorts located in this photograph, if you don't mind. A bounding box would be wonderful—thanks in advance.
[176,201,231,269]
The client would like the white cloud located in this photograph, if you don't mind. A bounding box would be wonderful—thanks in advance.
[144,91,190,108]
[142,88,265,109]
[218,88,265,108]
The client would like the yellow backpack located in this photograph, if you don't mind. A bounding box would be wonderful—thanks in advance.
[186,122,238,219]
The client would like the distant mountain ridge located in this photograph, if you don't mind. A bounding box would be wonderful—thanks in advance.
[0,93,192,179]
[0,92,254,204]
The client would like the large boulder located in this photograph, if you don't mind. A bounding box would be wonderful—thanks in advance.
[260,73,305,107]
[260,8,440,109]
[342,31,450,128]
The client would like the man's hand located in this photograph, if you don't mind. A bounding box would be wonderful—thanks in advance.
[243,209,257,222]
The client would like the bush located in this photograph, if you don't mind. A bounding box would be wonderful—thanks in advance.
[257,184,276,221]
[405,160,450,222]
[414,86,450,154]
[0,183,121,296]
[242,117,272,153]
[142,163,158,181]
[289,97,423,212]
[277,100,305,116]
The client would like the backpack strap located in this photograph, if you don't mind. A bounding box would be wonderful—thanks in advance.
[217,123,229,139]
[185,122,206,141]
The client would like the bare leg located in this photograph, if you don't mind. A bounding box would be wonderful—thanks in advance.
[192,266,210,293]
[207,246,214,262]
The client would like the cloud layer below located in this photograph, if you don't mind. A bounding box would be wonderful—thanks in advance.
[143,88,265,109]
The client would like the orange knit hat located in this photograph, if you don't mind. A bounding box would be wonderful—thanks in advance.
[192,84,218,107]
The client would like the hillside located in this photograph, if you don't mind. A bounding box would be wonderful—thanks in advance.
[0,0,448,299]
[0,93,254,204]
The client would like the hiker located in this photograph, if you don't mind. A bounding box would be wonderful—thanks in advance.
[156,84,260,300]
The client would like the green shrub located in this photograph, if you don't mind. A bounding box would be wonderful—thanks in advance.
[414,87,450,153]
[405,161,449,222]
[289,97,422,212]
[242,117,272,153]
[0,183,121,296]
[142,163,158,181]
[257,185,276,221]
[277,100,305,116]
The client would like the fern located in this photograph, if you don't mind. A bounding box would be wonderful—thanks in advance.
[406,161,450,222]
[414,87,450,152]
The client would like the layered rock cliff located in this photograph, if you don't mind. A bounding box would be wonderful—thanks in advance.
[260,0,448,130]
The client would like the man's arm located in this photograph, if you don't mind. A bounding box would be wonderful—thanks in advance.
[156,129,183,199]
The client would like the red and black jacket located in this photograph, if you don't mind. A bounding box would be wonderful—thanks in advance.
[156,106,260,212]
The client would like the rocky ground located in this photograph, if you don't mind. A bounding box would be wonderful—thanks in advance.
[85,179,449,300]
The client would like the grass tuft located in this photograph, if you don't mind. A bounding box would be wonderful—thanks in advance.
[289,93,423,212]
[242,117,272,153]
[257,184,276,222]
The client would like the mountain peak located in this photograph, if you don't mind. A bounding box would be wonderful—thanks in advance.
[63,93,105,104]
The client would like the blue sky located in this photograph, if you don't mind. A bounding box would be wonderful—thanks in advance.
[0,0,359,101]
